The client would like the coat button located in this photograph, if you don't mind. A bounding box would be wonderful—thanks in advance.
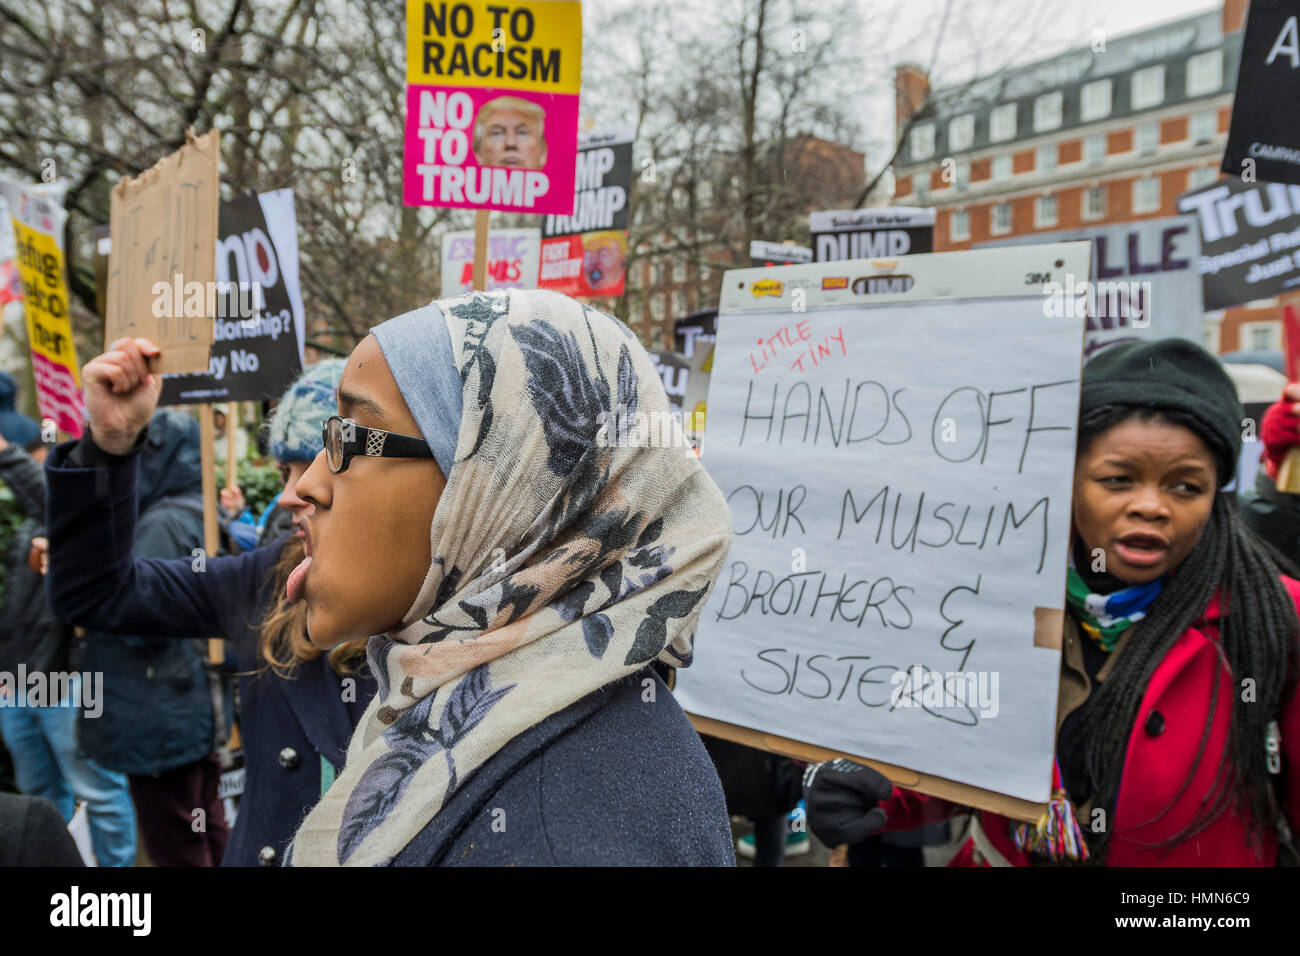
[1145,710,1165,737]
[258,846,277,866]
[279,747,300,769]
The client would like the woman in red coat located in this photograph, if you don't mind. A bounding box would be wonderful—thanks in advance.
[805,340,1300,866]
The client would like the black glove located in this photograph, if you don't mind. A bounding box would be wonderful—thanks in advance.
[802,759,894,846]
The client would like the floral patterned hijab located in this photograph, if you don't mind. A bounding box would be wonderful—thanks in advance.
[287,289,731,866]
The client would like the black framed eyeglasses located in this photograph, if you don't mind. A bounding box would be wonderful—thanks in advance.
[322,415,434,474]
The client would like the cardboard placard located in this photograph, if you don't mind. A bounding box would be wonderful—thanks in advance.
[673,243,1090,812]
[158,189,305,404]
[403,0,582,215]
[1177,177,1300,309]
[979,215,1204,359]
[441,226,540,297]
[0,181,86,434]
[539,126,632,296]
[811,208,936,262]
[1222,0,1300,186]
[106,130,220,375]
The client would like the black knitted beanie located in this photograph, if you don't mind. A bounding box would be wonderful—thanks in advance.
[1079,339,1242,484]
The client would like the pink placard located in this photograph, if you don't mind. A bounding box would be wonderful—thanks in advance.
[403,85,578,215]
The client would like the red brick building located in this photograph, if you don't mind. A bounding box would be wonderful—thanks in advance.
[891,0,1279,354]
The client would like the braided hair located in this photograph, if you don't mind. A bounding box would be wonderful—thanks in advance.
[1074,405,1299,863]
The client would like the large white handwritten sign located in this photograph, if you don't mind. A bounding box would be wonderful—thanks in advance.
[675,244,1089,804]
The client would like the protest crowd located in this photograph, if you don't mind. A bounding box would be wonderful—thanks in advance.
[5,0,1300,895]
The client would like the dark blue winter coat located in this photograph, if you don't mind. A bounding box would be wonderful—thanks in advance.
[44,436,376,867]
[386,668,736,866]
[76,411,225,777]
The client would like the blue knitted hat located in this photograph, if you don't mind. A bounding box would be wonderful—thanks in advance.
[268,358,346,462]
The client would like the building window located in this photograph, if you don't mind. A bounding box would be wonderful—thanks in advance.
[950,209,970,242]
[949,114,975,152]
[990,103,1017,142]
[1243,321,1280,351]
[1132,65,1165,110]
[672,260,686,282]
[913,172,930,196]
[1187,49,1223,97]
[1204,321,1220,354]
[1033,91,1063,132]
[992,154,1013,181]
[1084,185,1107,220]
[1133,176,1161,213]
[1188,166,1219,190]
[1036,194,1058,229]
[1191,110,1217,144]
[1084,133,1106,165]
[1037,144,1057,173]
[992,202,1012,234]
[650,262,663,285]
[910,122,935,159]
[672,290,686,316]
[650,296,665,321]
[1080,79,1112,121]
[1136,122,1159,155]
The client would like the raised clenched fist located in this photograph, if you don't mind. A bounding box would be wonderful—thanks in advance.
[82,338,163,455]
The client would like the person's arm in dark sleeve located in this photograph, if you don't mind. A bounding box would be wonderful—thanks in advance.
[44,433,285,640]
[0,444,48,520]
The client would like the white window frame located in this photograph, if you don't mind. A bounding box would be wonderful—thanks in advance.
[992,154,1013,181]
[990,104,1017,142]
[991,202,1012,235]
[1136,122,1159,155]
[672,290,686,316]
[1132,65,1166,110]
[1080,79,1112,122]
[1035,194,1058,229]
[1187,49,1223,97]
[1133,176,1161,213]
[910,122,935,160]
[1037,143,1057,173]
[950,209,971,242]
[650,295,665,321]
[1241,320,1280,351]
[1033,91,1063,132]
[1191,110,1217,144]
[1187,166,1218,191]
[914,172,931,196]
[949,114,975,152]
[1084,133,1106,165]
[1083,185,1107,221]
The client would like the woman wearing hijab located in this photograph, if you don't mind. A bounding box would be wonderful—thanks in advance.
[803,340,1300,866]
[45,359,378,867]
[62,289,736,867]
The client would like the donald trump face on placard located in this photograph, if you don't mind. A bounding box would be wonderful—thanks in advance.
[582,231,627,291]
[473,96,548,170]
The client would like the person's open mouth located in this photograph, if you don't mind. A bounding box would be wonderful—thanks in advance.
[287,524,313,603]
[1113,532,1169,568]
[587,267,604,283]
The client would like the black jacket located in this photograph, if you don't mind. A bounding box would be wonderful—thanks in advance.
[0,445,70,676]
[76,411,227,777]
[0,794,84,866]
[45,437,376,866]
[1240,470,1300,567]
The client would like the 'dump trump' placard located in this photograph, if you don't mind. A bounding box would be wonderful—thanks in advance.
[404,0,582,215]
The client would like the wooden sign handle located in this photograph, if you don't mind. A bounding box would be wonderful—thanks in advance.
[198,404,224,665]
[1279,447,1300,493]
[472,209,490,292]
[225,403,238,491]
